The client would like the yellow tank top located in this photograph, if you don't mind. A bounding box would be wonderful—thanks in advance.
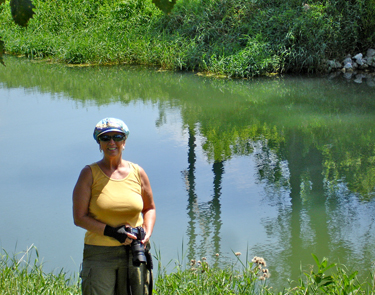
[84,162,144,246]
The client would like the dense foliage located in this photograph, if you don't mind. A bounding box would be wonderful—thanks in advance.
[0,0,374,77]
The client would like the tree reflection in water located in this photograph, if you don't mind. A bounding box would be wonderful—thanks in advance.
[181,119,375,286]
[2,57,375,288]
[183,126,224,268]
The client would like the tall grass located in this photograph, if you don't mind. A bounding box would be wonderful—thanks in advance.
[1,246,375,294]
[0,0,374,77]
[154,251,272,294]
[154,251,375,294]
[0,245,80,295]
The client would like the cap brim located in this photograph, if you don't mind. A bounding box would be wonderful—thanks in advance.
[97,129,126,138]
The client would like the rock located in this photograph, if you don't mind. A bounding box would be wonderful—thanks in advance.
[343,72,353,79]
[326,60,335,71]
[367,48,375,58]
[344,62,353,71]
[355,56,364,66]
[367,56,375,67]
[354,74,365,83]
[353,53,363,60]
[367,78,375,87]
[328,72,340,79]
[326,60,342,72]
[334,48,375,79]
[343,57,353,65]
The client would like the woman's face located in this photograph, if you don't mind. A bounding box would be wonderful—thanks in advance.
[98,131,126,156]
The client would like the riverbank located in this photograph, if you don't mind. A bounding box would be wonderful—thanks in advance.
[0,0,374,78]
[1,247,374,294]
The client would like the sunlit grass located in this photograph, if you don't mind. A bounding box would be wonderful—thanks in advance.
[1,246,375,294]
[0,245,80,295]
[154,248,375,294]
[154,252,272,295]
[0,0,374,77]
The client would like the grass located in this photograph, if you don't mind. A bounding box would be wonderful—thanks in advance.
[154,251,375,294]
[0,0,375,77]
[0,245,80,295]
[154,250,272,294]
[2,246,374,294]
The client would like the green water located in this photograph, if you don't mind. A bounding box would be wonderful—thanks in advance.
[1,56,375,290]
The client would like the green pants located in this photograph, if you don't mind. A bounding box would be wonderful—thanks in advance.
[80,244,151,295]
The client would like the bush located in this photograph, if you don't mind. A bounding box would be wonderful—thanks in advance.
[0,0,374,76]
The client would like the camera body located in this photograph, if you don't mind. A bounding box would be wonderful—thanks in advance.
[126,226,147,266]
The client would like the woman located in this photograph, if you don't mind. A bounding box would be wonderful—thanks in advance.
[73,117,156,295]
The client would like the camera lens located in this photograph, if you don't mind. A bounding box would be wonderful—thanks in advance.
[129,227,147,266]
[131,241,147,266]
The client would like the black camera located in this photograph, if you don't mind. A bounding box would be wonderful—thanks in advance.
[126,226,147,266]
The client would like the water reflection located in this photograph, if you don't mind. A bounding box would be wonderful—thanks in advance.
[1,56,375,289]
[182,126,224,266]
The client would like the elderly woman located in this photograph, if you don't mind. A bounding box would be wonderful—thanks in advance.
[73,118,156,295]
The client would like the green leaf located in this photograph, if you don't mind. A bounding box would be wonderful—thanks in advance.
[0,0,6,5]
[311,253,320,268]
[10,0,35,27]
[314,274,322,284]
[348,271,358,280]
[152,0,177,14]
[321,276,334,286]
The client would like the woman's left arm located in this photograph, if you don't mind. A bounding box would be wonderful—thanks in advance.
[139,166,156,245]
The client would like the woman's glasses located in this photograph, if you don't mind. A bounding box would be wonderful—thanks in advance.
[99,134,126,142]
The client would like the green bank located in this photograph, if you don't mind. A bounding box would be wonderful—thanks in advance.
[1,0,375,77]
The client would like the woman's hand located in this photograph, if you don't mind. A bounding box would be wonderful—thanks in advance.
[122,225,137,245]
[141,229,151,246]
[103,225,137,243]
[123,236,136,246]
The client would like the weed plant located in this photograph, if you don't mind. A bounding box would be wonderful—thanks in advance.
[154,251,375,294]
[1,0,374,77]
[1,246,375,294]
[154,250,272,294]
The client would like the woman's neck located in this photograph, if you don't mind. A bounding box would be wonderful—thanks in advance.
[99,156,125,171]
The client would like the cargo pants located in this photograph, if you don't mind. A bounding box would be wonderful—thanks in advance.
[80,244,152,295]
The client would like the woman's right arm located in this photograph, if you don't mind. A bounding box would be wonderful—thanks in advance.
[72,166,106,235]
